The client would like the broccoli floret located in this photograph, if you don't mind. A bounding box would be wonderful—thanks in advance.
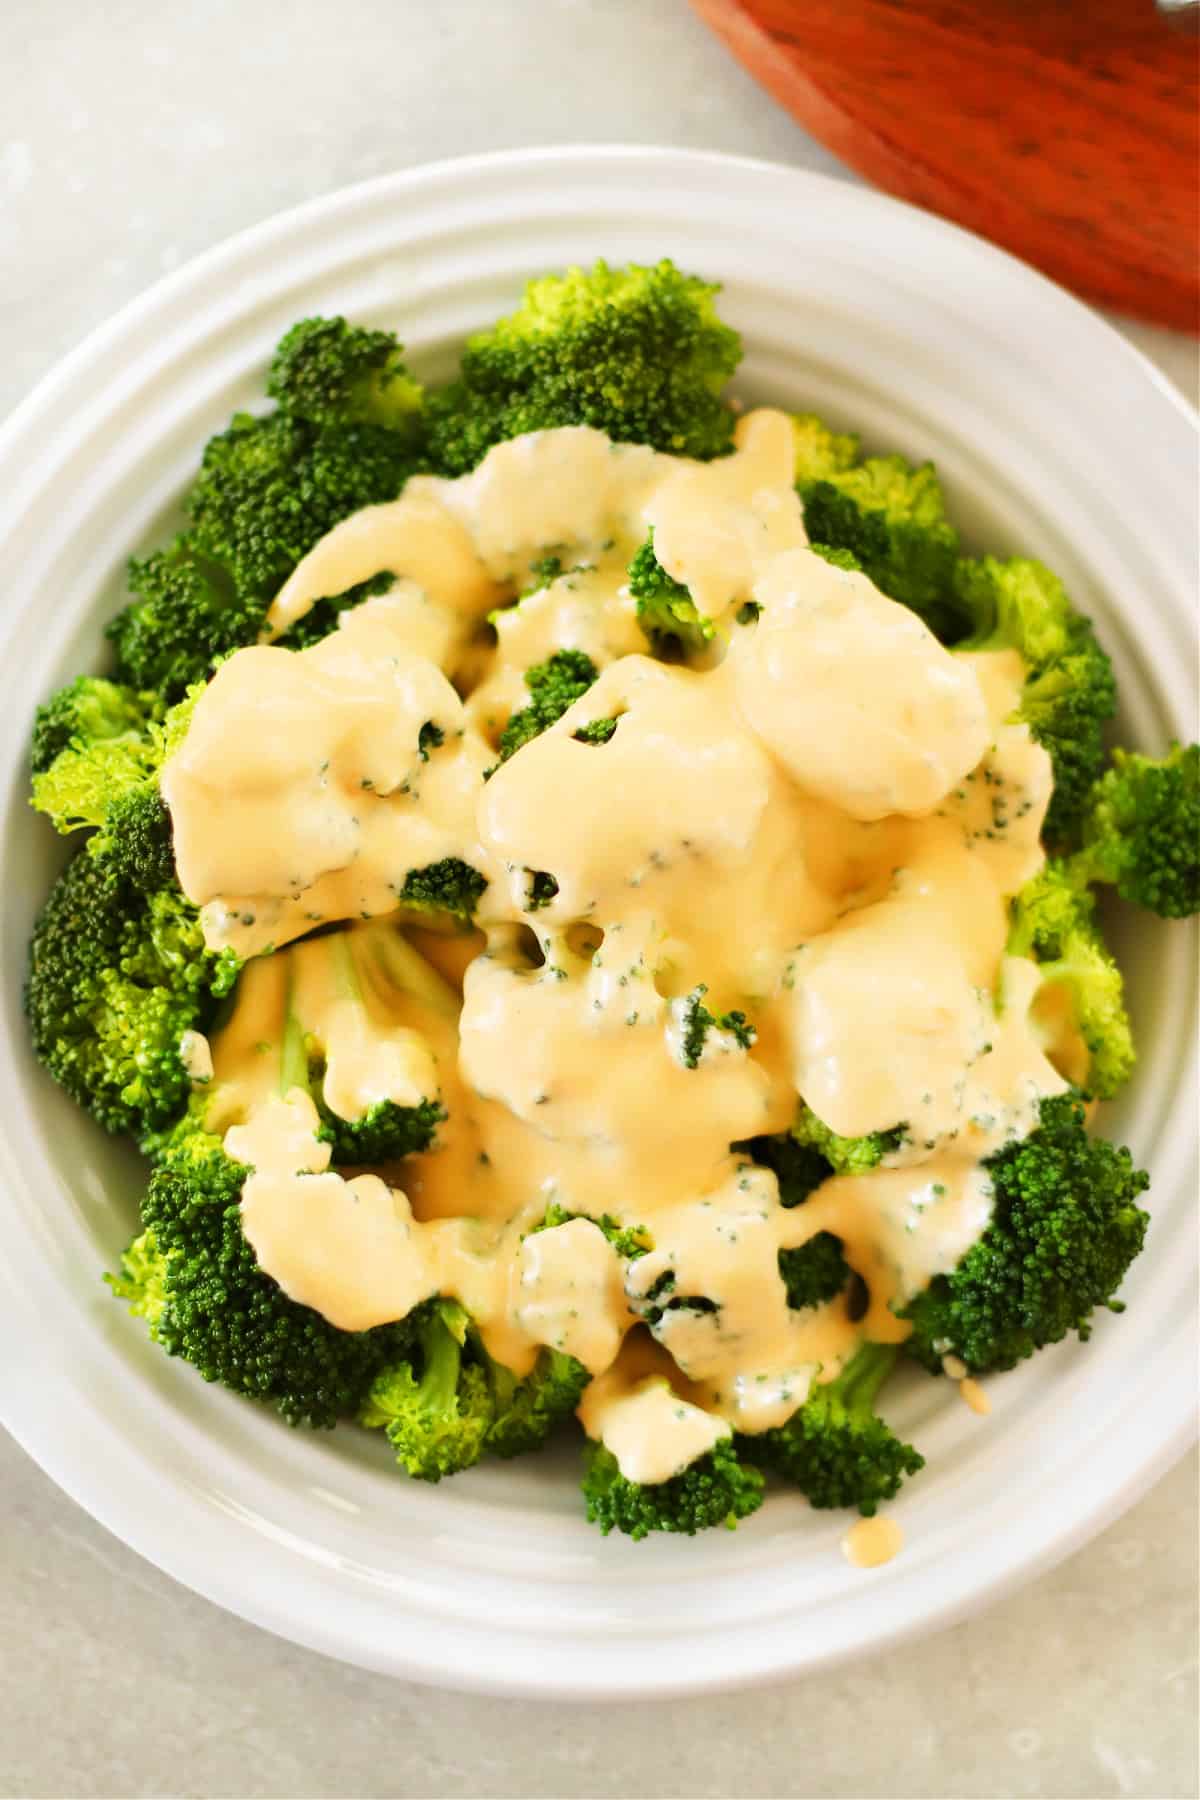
[791,416,959,628]
[396,856,488,924]
[572,716,618,745]
[675,984,755,1069]
[952,556,1116,847]
[582,1436,765,1540]
[746,1342,923,1515]
[424,260,741,475]
[29,675,163,777]
[530,1200,651,1263]
[359,1300,493,1480]
[113,1135,410,1429]
[267,316,424,432]
[627,531,715,659]
[732,1133,852,1312]
[108,320,423,699]
[901,1094,1149,1375]
[484,1346,591,1460]
[1073,744,1200,920]
[1008,863,1134,1098]
[496,649,599,763]
[25,851,236,1138]
[792,1105,903,1175]
[778,1233,853,1312]
[277,570,398,653]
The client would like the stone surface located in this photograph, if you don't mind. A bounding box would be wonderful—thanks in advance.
[1,4,1196,1797]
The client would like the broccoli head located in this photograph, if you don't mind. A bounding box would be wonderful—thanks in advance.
[791,415,959,629]
[424,260,741,475]
[626,531,715,660]
[530,1200,651,1264]
[113,1129,411,1428]
[732,1133,852,1311]
[745,1342,923,1515]
[791,1104,904,1175]
[495,649,599,764]
[1007,863,1135,1098]
[29,675,163,777]
[25,851,236,1138]
[952,555,1116,847]
[484,1346,591,1460]
[1074,744,1200,920]
[582,1436,765,1540]
[395,856,488,924]
[901,1094,1149,1374]
[266,316,424,432]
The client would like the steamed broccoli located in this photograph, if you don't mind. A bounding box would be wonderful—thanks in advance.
[1073,744,1200,920]
[29,675,163,777]
[732,1134,853,1311]
[395,857,488,924]
[424,260,741,475]
[108,320,424,698]
[495,649,599,763]
[267,316,424,431]
[1007,863,1135,1098]
[901,1094,1149,1374]
[530,1200,651,1263]
[745,1341,923,1515]
[113,1127,412,1429]
[952,556,1116,847]
[360,1298,589,1477]
[627,531,714,659]
[25,850,237,1138]
[790,1105,905,1175]
[791,414,959,629]
[582,1435,765,1540]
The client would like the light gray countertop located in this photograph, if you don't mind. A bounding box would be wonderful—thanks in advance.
[2,5,1196,1796]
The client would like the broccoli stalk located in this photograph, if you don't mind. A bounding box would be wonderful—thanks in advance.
[745,1342,924,1515]
[901,1094,1149,1374]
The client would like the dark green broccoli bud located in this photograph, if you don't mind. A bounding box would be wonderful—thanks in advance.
[275,570,397,653]
[582,1436,765,1540]
[1007,863,1134,1098]
[113,1134,411,1429]
[25,851,236,1139]
[778,1233,853,1312]
[98,787,177,893]
[359,1300,493,1480]
[396,856,487,924]
[791,415,959,629]
[525,870,559,910]
[572,716,618,744]
[496,649,599,763]
[266,316,423,432]
[733,1130,831,1206]
[952,556,1116,847]
[791,1104,904,1174]
[745,1342,923,1515]
[531,1201,652,1263]
[109,405,419,699]
[901,1094,1149,1374]
[424,260,741,475]
[676,984,755,1069]
[627,531,714,659]
[732,1135,852,1312]
[319,1096,444,1167]
[484,1347,591,1460]
[1073,744,1200,920]
[30,675,163,776]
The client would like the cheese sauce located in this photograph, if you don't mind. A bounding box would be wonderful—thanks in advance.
[164,409,1065,1484]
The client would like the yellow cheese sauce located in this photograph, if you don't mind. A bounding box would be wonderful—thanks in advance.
[163,409,1065,1485]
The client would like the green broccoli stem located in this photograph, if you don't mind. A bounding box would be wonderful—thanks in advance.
[414,1302,469,1415]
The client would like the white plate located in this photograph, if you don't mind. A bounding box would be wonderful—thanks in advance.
[0,147,1195,1699]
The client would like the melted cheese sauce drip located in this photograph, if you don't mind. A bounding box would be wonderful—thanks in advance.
[166,410,1067,1481]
